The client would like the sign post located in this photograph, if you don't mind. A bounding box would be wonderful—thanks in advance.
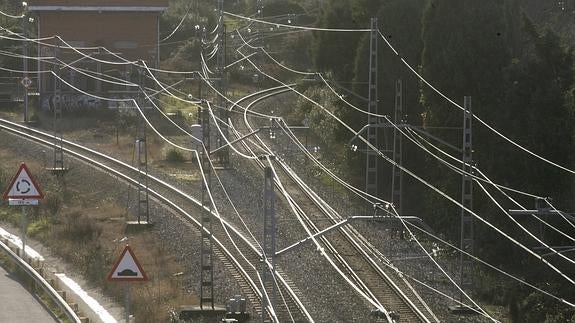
[3,163,43,257]
[22,77,32,123]
[107,245,148,323]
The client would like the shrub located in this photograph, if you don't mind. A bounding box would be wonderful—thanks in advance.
[28,217,50,238]
[165,149,185,163]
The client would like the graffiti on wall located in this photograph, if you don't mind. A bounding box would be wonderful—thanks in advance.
[42,94,103,112]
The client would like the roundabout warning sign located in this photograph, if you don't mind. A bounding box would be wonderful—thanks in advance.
[3,163,43,200]
[21,77,32,89]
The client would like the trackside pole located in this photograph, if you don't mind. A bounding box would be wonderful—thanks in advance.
[21,206,26,257]
[107,245,148,322]
[125,283,130,323]
[3,163,44,258]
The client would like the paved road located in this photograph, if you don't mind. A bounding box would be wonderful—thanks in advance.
[0,264,58,322]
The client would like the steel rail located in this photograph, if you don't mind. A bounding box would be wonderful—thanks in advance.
[0,120,268,317]
[227,86,396,320]
[236,89,436,322]
[0,118,311,323]
[235,90,394,321]
[274,129,436,323]
[283,164,437,322]
[225,87,317,322]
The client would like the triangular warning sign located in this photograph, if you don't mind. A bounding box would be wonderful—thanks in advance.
[3,163,43,200]
[107,245,148,282]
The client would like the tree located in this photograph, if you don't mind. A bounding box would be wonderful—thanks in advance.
[497,16,575,236]
[0,1,26,76]
[312,0,365,82]
[420,0,519,237]
[420,1,575,317]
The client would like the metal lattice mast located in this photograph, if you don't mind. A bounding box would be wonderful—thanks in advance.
[216,0,229,167]
[257,0,263,17]
[459,96,474,301]
[52,39,64,170]
[135,70,150,224]
[391,79,403,214]
[261,163,276,323]
[200,104,215,310]
[365,18,379,200]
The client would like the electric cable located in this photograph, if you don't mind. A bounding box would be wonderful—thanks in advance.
[0,8,23,19]
[402,126,575,243]
[224,11,372,32]
[238,52,575,286]
[161,4,192,42]
[376,30,575,176]
[403,219,575,307]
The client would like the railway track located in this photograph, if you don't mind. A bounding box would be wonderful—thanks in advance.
[228,86,439,323]
[0,117,312,322]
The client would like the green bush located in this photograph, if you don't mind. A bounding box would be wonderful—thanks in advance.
[28,217,50,238]
[165,149,185,163]
[0,209,19,225]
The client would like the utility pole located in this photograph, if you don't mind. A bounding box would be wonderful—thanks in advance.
[96,48,102,93]
[135,68,150,224]
[200,103,215,310]
[52,38,64,171]
[22,4,28,123]
[365,17,379,201]
[391,79,403,215]
[261,160,276,323]
[257,0,263,17]
[216,0,229,167]
[451,96,474,312]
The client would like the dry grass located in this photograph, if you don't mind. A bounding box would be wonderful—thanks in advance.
[39,195,194,322]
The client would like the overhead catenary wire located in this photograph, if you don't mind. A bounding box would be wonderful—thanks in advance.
[0,8,24,19]
[399,219,575,307]
[11,15,572,288]
[546,199,575,231]
[403,127,541,199]
[474,173,575,266]
[161,3,192,42]
[388,205,496,319]
[0,16,389,320]
[375,30,575,176]
[402,126,575,244]
[231,22,575,284]
[234,68,490,321]
[474,167,575,243]
[237,49,575,287]
[3,8,572,316]
[225,86,394,320]
[224,11,372,32]
[265,161,393,321]
[233,28,384,117]
[228,13,575,177]
[0,23,210,76]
